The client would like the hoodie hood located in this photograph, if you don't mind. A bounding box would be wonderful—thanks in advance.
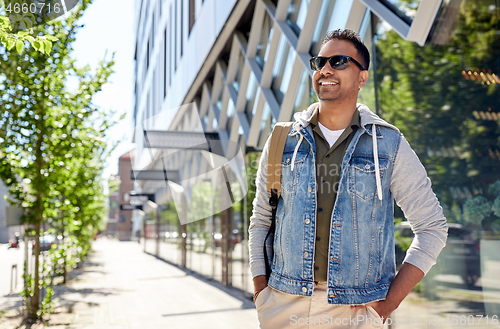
[293,102,399,133]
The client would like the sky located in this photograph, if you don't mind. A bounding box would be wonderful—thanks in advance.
[71,0,136,184]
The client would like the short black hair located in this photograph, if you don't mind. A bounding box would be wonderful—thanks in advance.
[322,29,370,70]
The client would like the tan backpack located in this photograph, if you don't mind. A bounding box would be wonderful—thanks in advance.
[263,122,293,280]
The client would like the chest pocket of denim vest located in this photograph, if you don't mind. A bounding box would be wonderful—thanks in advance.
[348,155,390,200]
[281,146,308,192]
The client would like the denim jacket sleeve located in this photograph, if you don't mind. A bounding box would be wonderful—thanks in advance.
[248,136,273,278]
[391,134,448,274]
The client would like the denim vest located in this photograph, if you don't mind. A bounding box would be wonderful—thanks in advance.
[267,120,402,305]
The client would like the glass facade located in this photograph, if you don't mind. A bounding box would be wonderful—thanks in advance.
[138,1,500,317]
[310,0,337,56]
[381,0,421,21]
[366,0,500,321]
[256,11,273,69]
[225,99,235,131]
[258,103,275,148]
[144,163,253,297]
[271,35,296,104]
[291,68,314,120]
[286,0,309,36]
[357,12,377,112]
[244,71,259,122]
[233,53,245,93]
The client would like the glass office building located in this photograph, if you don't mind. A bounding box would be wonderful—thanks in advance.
[133,0,500,324]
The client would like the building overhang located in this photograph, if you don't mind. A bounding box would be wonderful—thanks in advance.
[142,130,224,156]
[131,170,180,184]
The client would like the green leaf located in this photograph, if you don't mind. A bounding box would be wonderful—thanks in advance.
[16,30,29,37]
[21,18,34,30]
[15,39,23,53]
[43,39,52,54]
[0,15,9,25]
[6,37,15,50]
[44,35,58,42]
[38,39,45,53]
[33,40,40,51]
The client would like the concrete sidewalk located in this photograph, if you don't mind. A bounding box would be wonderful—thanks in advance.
[0,238,258,329]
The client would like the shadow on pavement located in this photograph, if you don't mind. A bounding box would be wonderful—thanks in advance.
[448,300,486,314]
[145,251,255,311]
[435,279,485,292]
[53,285,127,298]
[64,261,106,279]
[0,293,23,311]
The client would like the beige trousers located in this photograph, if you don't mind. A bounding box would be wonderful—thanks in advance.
[255,283,384,329]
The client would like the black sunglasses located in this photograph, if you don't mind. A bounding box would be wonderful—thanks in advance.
[309,55,366,71]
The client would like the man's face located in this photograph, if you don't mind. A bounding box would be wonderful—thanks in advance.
[312,40,368,103]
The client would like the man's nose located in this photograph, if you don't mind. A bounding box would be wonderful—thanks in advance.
[320,60,335,75]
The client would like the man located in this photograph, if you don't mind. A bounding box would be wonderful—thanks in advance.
[248,29,448,328]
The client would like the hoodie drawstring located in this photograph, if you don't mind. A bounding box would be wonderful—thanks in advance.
[291,131,304,175]
[372,124,383,205]
[290,124,382,204]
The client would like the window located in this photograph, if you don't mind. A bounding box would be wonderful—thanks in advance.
[146,40,150,70]
[147,91,151,119]
[164,28,168,98]
[258,104,276,148]
[174,0,178,71]
[380,0,420,22]
[244,71,258,122]
[310,0,336,56]
[152,12,155,49]
[233,54,245,93]
[359,0,441,46]
[180,0,184,57]
[271,35,296,104]
[170,4,173,85]
[133,82,138,128]
[292,69,313,120]
[256,11,273,69]
[189,0,195,34]
[137,0,145,44]
[368,0,500,303]
[286,0,308,36]
[143,45,148,82]
[226,100,235,131]
[142,0,150,42]
[153,69,156,116]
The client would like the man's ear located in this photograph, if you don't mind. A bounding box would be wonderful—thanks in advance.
[358,70,369,89]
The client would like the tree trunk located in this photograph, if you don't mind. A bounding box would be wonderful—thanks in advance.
[62,211,67,284]
[29,222,40,320]
[28,108,45,320]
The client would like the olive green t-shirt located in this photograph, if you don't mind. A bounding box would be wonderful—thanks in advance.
[308,107,360,282]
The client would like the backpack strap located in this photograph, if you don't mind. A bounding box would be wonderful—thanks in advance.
[263,122,293,281]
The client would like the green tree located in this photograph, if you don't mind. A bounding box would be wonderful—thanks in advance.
[0,0,58,54]
[375,0,500,232]
[0,0,119,321]
[245,152,260,221]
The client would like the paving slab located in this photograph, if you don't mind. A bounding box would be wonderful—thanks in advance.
[0,238,258,329]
